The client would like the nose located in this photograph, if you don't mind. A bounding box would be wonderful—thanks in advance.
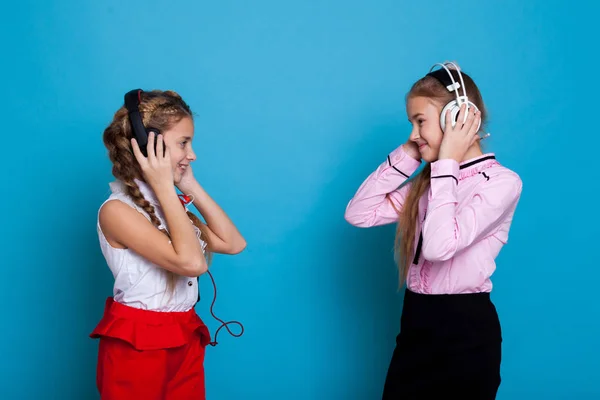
[187,147,197,162]
[409,126,420,142]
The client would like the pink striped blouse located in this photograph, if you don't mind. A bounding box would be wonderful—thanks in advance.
[344,144,523,294]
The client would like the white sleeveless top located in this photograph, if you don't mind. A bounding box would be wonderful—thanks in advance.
[97,179,207,312]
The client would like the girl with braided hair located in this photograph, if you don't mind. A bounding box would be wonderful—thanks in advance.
[90,89,246,399]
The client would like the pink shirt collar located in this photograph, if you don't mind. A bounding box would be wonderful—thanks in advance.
[458,153,498,180]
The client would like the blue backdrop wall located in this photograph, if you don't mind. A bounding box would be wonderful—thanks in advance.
[1,0,598,399]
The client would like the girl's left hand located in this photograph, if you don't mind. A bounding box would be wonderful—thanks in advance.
[438,103,481,163]
[176,164,198,193]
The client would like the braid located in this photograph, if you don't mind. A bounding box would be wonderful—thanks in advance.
[125,180,163,229]
[137,90,192,127]
[138,99,161,120]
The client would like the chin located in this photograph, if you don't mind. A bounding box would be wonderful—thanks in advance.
[419,152,433,163]
[420,149,439,164]
[172,172,182,184]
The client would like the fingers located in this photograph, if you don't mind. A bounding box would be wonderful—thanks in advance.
[470,111,481,135]
[162,137,171,162]
[469,132,481,147]
[132,131,170,166]
[460,104,479,134]
[447,103,481,140]
[448,103,470,133]
[156,132,164,159]
[131,138,147,166]
[460,103,469,126]
[467,112,482,147]
[144,131,170,163]
[445,108,453,131]
[146,131,157,162]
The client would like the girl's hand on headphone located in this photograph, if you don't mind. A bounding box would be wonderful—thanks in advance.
[131,131,174,191]
[438,103,481,163]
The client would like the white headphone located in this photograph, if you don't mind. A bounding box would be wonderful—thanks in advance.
[426,62,488,139]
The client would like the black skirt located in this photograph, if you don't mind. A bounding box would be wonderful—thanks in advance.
[382,289,502,399]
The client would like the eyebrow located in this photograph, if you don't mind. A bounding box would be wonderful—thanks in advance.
[179,136,193,141]
[409,112,424,121]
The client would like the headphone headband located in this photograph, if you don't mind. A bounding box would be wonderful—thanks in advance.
[124,89,142,113]
[426,62,467,102]
[423,62,487,138]
[426,68,459,92]
[124,88,157,155]
[125,89,160,157]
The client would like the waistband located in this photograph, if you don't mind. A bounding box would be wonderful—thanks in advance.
[405,288,491,304]
[103,297,197,323]
[402,289,498,327]
[90,297,211,350]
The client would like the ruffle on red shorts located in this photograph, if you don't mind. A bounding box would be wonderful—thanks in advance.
[90,297,211,350]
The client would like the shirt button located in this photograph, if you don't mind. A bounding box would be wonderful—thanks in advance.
[188,281,193,286]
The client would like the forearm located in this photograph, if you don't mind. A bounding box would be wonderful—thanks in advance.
[345,144,421,227]
[154,184,206,265]
[181,181,246,252]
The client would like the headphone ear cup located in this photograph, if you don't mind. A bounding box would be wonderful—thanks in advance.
[439,100,460,132]
[439,101,482,132]
[138,128,161,157]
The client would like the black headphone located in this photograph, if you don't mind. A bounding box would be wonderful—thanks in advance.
[124,89,161,157]
[123,88,245,346]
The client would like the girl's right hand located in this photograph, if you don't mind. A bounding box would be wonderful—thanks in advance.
[131,131,174,191]
[402,139,421,161]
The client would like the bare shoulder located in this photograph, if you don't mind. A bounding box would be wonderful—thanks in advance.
[99,199,146,221]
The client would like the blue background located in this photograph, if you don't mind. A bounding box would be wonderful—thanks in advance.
[1,0,598,399]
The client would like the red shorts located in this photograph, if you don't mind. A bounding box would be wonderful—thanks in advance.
[90,297,211,400]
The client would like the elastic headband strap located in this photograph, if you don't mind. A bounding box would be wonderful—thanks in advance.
[426,68,459,92]
[426,69,450,87]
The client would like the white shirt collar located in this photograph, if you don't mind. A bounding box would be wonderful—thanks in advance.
[109,179,160,206]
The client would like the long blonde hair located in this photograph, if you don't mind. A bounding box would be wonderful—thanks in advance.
[394,68,487,285]
[102,90,212,293]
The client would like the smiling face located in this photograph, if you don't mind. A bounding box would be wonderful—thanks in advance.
[406,96,444,162]
[162,116,196,183]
